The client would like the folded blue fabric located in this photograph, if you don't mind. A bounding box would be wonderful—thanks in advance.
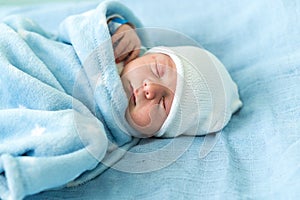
[0,1,143,199]
[27,0,300,199]
[1,0,300,199]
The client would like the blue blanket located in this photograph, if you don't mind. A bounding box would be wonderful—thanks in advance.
[24,0,299,199]
[0,1,143,199]
[1,0,300,199]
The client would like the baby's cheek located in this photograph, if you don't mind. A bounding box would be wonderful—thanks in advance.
[148,105,167,130]
[129,107,151,127]
[125,105,167,137]
[137,105,166,136]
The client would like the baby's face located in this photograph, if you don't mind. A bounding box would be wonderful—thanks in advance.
[120,53,177,137]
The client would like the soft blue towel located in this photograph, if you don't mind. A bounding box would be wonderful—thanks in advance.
[0,1,142,199]
[1,0,300,199]
[25,0,300,199]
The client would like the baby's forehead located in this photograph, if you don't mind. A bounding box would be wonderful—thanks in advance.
[142,52,168,60]
[141,53,176,68]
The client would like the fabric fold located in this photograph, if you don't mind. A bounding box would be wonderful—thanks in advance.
[0,1,143,199]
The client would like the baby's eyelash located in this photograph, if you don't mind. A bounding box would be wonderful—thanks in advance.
[150,62,160,78]
[155,62,160,78]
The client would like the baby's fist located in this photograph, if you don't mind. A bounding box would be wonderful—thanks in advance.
[111,24,141,65]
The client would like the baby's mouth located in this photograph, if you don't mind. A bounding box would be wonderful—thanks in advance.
[132,93,136,106]
[129,83,136,106]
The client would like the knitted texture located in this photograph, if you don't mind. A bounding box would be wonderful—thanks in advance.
[147,46,242,137]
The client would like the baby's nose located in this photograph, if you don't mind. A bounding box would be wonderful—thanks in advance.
[143,80,163,100]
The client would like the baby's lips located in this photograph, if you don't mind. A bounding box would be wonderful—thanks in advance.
[131,93,136,106]
[124,81,134,102]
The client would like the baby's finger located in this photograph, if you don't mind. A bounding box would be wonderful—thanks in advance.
[116,40,136,63]
[114,35,131,60]
[125,48,140,65]
[116,52,129,63]
[111,32,125,48]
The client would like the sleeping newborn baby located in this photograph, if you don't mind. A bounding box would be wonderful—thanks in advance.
[109,17,242,138]
[120,46,242,138]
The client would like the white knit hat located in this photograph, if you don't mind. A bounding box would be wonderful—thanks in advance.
[146,46,242,138]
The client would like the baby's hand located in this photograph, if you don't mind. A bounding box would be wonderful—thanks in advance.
[111,24,141,65]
